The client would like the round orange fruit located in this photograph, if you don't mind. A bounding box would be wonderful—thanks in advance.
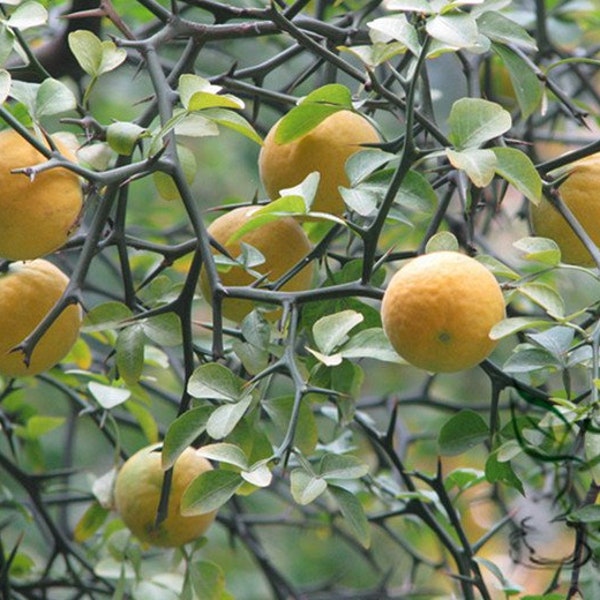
[381,251,505,373]
[258,109,380,216]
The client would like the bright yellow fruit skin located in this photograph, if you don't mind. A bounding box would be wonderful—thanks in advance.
[0,259,82,377]
[530,153,600,266]
[114,444,217,548]
[381,251,505,373]
[200,206,314,322]
[0,129,82,261]
[258,110,380,216]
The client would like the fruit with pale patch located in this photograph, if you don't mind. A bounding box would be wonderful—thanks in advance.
[114,444,217,548]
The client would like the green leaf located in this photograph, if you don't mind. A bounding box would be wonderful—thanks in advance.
[438,410,490,456]
[313,310,364,355]
[490,317,553,340]
[426,14,479,49]
[68,30,126,77]
[263,396,318,455]
[301,83,353,107]
[444,468,485,491]
[491,43,543,118]
[517,282,565,318]
[10,79,76,119]
[425,231,459,253]
[385,0,434,13]
[584,430,600,484]
[275,104,344,145]
[181,470,242,515]
[513,236,561,265]
[290,469,327,505]
[35,78,77,116]
[125,401,159,444]
[329,485,371,548]
[6,1,47,30]
[475,556,522,595]
[319,454,369,480]
[178,74,222,106]
[74,501,110,543]
[395,169,438,216]
[170,112,219,138]
[566,504,600,524]
[202,108,263,145]
[528,326,574,358]
[141,313,182,346]
[367,15,421,56]
[188,560,227,600]
[206,395,253,439]
[446,148,497,187]
[15,415,64,439]
[88,382,130,409]
[492,147,542,204]
[162,407,212,469]
[476,253,521,280]
[339,328,401,363]
[274,84,353,144]
[196,443,248,470]
[496,439,523,462]
[188,92,243,111]
[116,325,145,385]
[340,41,411,68]
[0,31,13,74]
[346,149,394,186]
[82,301,133,332]
[485,450,524,494]
[187,363,246,402]
[106,121,148,155]
[477,11,538,51]
[520,595,565,600]
[241,460,272,488]
[227,195,309,243]
[448,98,512,149]
[503,346,560,374]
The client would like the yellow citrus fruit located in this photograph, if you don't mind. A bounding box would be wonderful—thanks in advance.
[0,259,82,377]
[258,109,380,215]
[381,251,505,373]
[114,444,217,548]
[0,129,82,261]
[199,206,314,322]
[530,152,600,266]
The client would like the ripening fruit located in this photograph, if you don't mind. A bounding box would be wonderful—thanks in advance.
[114,444,217,548]
[530,152,600,266]
[199,205,314,322]
[0,259,82,377]
[381,251,505,373]
[0,129,82,260]
[258,109,380,215]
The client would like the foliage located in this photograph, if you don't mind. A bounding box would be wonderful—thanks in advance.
[1,0,600,599]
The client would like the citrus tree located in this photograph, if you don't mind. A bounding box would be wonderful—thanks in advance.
[1,1,600,599]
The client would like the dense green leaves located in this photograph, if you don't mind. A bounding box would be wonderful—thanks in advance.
[274,84,353,143]
[438,410,490,456]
